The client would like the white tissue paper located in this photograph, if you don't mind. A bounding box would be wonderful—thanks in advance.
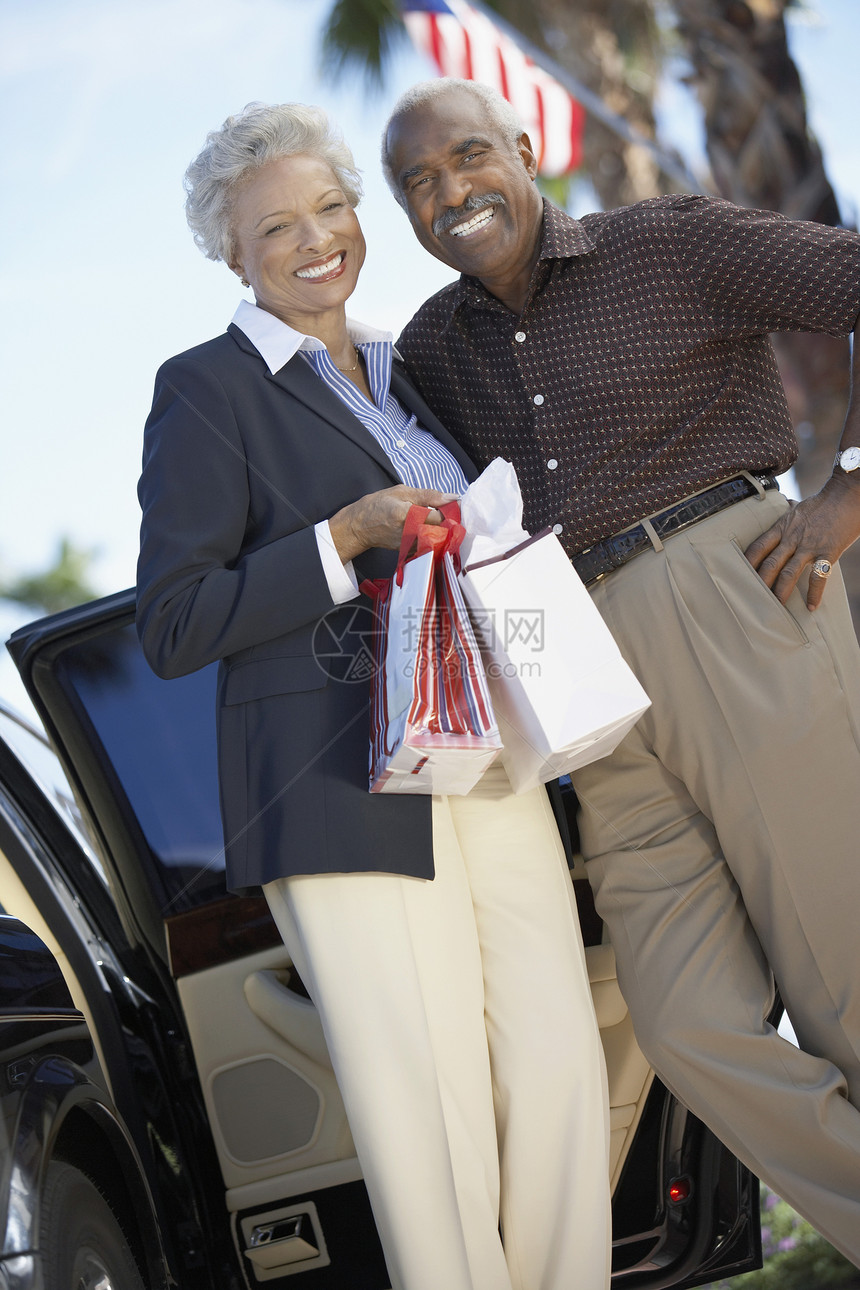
[459,457,529,567]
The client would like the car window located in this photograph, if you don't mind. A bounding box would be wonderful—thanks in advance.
[0,703,108,885]
[52,624,227,913]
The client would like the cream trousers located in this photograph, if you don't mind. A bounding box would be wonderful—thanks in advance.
[264,766,610,1290]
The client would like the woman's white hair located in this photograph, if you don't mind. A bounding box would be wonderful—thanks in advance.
[185,101,364,264]
[381,78,524,206]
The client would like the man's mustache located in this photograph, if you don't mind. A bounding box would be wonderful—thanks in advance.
[432,194,506,238]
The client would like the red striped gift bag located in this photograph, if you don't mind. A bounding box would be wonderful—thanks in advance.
[361,503,502,794]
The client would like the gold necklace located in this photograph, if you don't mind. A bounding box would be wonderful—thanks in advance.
[334,345,361,373]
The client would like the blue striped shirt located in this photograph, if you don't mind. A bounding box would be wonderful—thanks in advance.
[300,341,469,495]
[231,300,468,494]
[231,300,469,602]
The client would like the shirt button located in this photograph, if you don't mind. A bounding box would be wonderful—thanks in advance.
[514,331,526,343]
[547,458,558,470]
[533,394,545,406]
[553,523,564,535]
[395,439,407,448]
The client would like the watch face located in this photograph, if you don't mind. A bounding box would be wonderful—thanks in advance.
[841,446,860,472]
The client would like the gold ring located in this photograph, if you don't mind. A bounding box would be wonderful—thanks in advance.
[811,558,833,579]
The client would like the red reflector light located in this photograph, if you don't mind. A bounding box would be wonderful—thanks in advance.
[668,1177,691,1204]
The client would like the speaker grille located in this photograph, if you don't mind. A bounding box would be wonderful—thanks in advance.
[212,1058,322,1161]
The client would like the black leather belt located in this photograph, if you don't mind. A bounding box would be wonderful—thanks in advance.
[572,473,780,588]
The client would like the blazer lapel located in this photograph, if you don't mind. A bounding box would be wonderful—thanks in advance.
[228,323,478,485]
[228,324,399,479]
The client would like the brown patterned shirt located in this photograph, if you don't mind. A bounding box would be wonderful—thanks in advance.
[398,196,860,555]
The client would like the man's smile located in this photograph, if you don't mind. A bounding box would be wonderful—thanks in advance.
[449,207,496,238]
[432,193,505,239]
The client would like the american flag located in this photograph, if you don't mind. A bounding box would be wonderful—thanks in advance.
[400,0,584,178]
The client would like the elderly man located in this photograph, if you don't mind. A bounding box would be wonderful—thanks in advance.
[382,78,860,1265]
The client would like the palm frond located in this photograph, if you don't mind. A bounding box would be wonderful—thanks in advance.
[320,0,407,89]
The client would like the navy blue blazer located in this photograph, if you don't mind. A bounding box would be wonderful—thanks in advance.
[137,323,478,893]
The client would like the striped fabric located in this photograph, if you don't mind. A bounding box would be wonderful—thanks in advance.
[401,0,584,177]
[300,341,470,496]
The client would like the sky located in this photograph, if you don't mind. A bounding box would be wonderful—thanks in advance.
[1,0,859,713]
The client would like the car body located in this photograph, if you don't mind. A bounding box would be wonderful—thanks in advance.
[0,588,762,1288]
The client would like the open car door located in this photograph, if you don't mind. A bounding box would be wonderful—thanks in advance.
[7,589,761,1289]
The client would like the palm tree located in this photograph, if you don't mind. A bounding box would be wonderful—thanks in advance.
[321,0,406,85]
[478,0,676,207]
[672,0,858,623]
[673,0,837,221]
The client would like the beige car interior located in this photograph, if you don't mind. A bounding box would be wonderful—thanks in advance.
[0,828,651,1286]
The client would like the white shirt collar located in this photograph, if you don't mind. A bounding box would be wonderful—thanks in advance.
[231,299,394,375]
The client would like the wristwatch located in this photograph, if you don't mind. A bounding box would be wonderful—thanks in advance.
[835,446,860,473]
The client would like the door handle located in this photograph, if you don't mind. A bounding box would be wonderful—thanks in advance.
[243,968,332,1070]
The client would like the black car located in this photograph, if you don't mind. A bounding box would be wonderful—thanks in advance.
[0,589,761,1289]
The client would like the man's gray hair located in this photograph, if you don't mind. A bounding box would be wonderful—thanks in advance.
[381,79,524,206]
[185,101,364,264]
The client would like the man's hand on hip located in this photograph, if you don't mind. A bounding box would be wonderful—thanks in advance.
[745,472,860,610]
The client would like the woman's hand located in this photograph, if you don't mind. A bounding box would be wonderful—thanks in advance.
[328,485,457,562]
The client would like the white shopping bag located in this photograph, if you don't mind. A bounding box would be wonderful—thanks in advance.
[362,503,502,794]
[458,460,650,793]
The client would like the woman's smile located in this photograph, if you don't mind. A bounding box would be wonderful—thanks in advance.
[295,250,347,280]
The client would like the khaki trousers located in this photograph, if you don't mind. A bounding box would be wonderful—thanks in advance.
[572,489,860,1266]
[264,766,610,1290]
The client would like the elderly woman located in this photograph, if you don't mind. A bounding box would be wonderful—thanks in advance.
[136,101,609,1290]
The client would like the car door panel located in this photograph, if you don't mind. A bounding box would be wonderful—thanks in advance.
[176,943,355,1191]
[171,889,651,1199]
